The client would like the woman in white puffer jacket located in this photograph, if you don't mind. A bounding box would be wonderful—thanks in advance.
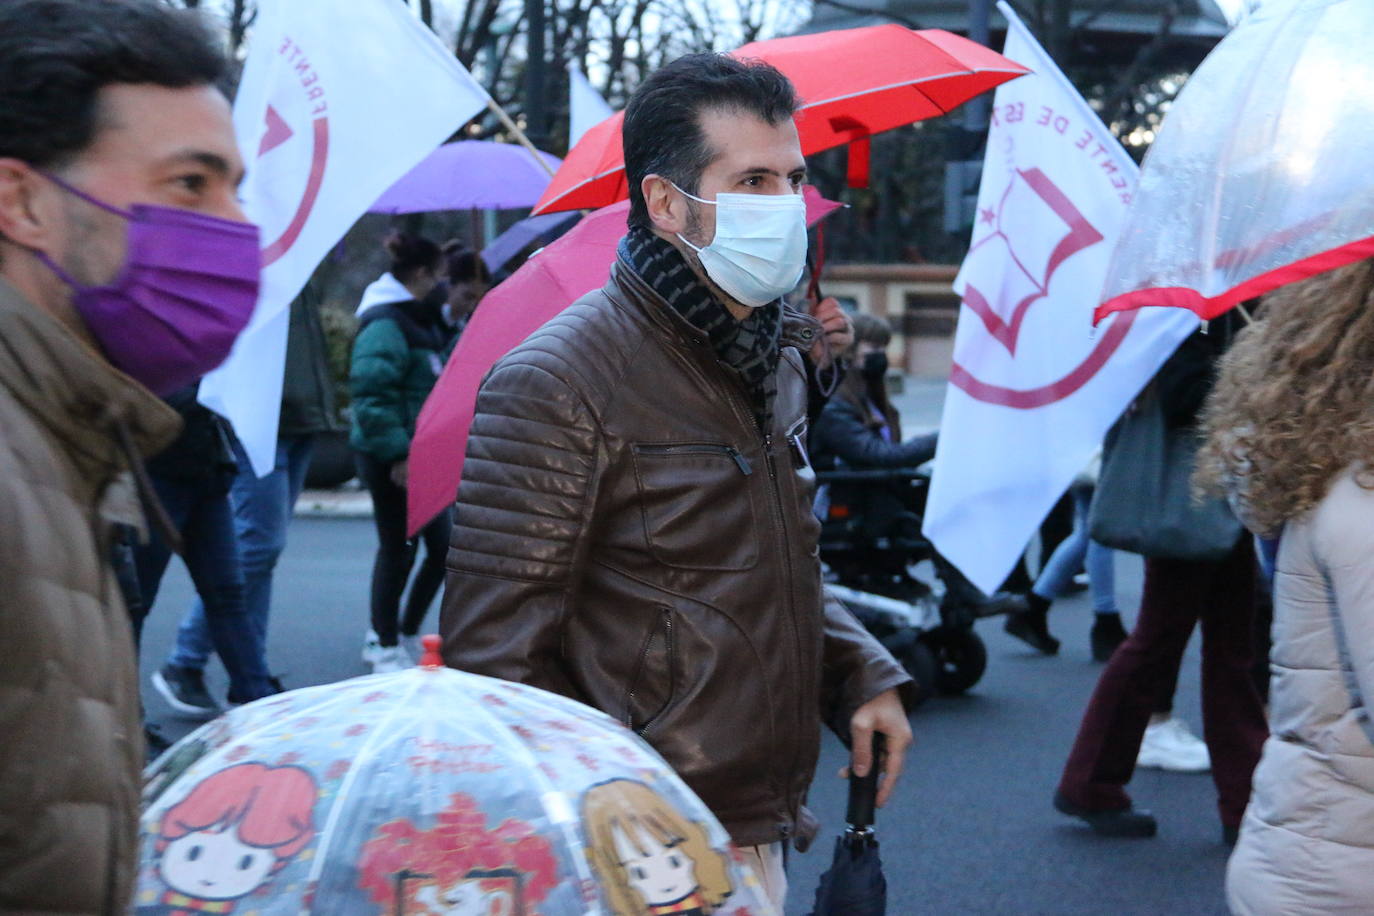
[1196,259,1374,915]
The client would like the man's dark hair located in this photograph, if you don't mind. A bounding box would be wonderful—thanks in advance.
[0,0,229,169]
[623,53,799,230]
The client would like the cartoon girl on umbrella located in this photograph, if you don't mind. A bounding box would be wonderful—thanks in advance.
[582,779,733,916]
[146,762,318,915]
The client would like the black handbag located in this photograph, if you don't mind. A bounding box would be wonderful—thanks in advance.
[1089,385,1243,561]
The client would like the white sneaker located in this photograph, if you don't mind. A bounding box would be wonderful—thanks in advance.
[1137,716,1211,772]
[370,645,411,674]
[400,634,423,663]
[362,629,382,664]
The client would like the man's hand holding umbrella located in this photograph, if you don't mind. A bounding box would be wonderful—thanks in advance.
[846,687,913,808]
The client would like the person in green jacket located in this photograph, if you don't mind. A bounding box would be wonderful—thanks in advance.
[350,231,455,673]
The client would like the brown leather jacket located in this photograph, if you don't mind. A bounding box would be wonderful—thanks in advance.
[441,258,910,849]
[0,278,179,913]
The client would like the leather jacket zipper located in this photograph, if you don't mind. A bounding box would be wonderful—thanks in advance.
[636,442,752,475]
[666,332,808,809]
[626,607,677,738]
[762,432,809,821]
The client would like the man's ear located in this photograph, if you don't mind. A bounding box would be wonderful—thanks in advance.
[0,159,53,252]
[642,174,688,236]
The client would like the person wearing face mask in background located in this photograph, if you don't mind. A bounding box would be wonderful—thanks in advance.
[0,1,257,909]
[811,313,937,471]
[440,54,914,912]
[439,239,491,335]
[351,231,457,674]
[811,314,1030,622]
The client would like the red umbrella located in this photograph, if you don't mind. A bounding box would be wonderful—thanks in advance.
[406,187,843,535]
[531,25,1029,215]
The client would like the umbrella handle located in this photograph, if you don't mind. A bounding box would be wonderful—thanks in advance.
[846,733,884,830]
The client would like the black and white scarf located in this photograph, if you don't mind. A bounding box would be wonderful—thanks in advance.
[620,226,781,431]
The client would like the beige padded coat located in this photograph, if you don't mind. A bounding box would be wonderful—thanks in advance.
[0,278,179,914]
[1227,466,1374,914]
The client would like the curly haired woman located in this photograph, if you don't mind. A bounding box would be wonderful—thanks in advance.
[1196,259,1374,914]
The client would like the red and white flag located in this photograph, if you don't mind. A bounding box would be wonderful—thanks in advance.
[199,0,489,475]
[921,3,1196,595]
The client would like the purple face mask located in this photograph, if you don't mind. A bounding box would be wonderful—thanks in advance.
[34,174,261,396]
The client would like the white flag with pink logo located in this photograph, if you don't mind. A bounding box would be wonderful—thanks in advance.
[199,0,488,476]
[921,3,1197,595]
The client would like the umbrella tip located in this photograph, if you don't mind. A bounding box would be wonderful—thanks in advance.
[420,634,444,669]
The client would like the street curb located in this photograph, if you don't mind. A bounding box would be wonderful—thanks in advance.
[295,491,373,519]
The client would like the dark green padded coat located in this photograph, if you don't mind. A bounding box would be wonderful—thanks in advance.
[348,299,452,463]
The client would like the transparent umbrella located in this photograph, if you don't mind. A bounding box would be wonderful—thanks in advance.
[134,638,776,916]
[1096,0,1374,322]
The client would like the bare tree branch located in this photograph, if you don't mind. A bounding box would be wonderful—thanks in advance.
[810,0,920,31]
[1097,1,1178,126]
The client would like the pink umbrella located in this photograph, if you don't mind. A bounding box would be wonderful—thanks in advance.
[407,186,845,534]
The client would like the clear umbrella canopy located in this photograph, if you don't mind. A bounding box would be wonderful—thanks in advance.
[135,648,776,916]
[1096,0,1374,321]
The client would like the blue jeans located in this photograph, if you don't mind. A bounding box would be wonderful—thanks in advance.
[133,475,275,703]
[1033,485,1118,615]
[1255,533,1280,586]
[168,435,315,675]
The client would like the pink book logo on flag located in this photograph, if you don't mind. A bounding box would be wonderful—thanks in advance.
[952,165,1136,409]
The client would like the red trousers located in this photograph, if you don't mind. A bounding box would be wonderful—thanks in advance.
[1057,539,1268,827]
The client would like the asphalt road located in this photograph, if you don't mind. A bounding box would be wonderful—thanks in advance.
[139,517,1231,915]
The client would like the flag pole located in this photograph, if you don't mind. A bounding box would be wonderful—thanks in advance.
[485,97,557,177]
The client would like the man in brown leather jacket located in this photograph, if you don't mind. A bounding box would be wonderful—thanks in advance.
[0,3,251,911]
[441,53,913,907]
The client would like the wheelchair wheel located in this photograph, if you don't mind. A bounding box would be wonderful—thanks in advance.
[931,628,987,695]
[897,639,937,709]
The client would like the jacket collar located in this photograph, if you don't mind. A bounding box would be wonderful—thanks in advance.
[0,277,180,498]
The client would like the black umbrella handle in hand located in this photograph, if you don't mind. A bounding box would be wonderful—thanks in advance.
[847,733,885,830]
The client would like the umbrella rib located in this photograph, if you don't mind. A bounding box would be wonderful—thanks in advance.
[1198,9,1300,290]
[305,673,430,889]
[188,684,356,763]
[461,680,608,913]
[539,167,628,208]
[799,68,1026,112]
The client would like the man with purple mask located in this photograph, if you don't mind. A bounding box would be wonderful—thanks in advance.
[0,1,259,910]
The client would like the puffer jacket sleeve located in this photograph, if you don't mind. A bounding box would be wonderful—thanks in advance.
[1314,480,1374,740]
[440,351,601,698]
[813,398,938,468]
[349,319,412,463]
[818,588,916,741]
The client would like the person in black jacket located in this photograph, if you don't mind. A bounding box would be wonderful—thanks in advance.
[134,384,277,715]
[811,313,1025,620]
[159,282,342,718]
[811,313,937,471]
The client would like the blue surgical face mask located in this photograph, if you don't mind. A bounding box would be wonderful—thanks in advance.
[672,183,808,308]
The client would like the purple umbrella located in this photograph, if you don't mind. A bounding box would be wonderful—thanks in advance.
[479,210,580,276]
[368,140,562,213]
